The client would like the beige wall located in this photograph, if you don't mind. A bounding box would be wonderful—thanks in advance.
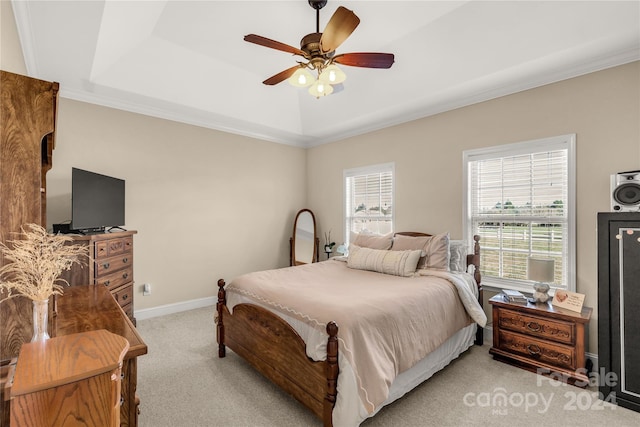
[1,0,26,73]
[2,1,307,310]
[47,99,306,310]
[307,62,640,353]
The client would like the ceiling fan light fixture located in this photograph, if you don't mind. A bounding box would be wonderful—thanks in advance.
[319,64,346,84]
[308,80,334,98]
[245,2,393,98]
[288,68,315,87]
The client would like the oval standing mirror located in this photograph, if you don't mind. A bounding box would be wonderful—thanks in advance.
[290,209,318,266]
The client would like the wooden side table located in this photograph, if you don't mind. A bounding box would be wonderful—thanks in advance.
[489,293,592,386]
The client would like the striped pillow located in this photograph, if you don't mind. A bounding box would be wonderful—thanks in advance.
[347,245,422,277]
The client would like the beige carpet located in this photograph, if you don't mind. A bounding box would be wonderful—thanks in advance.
[136,306,640,427]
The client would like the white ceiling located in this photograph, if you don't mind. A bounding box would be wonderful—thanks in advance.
[12,0,640,147]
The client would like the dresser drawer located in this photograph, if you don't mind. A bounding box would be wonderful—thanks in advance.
[95,254,133,277]
[120,302,134,320]
[112,285,133,309]
[95,266,133,291]
[95,237,133,259]
[498,330,576,370]
[497,309,575,345]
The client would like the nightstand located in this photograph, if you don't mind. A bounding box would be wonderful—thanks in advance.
[489,294,592,387]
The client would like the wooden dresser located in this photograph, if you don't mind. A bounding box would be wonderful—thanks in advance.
[489,294,592,386]
[2,286,147,427]
[64,231,137,323]
[9,329,129,427]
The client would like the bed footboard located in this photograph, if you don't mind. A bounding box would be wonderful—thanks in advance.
[216,279,338,427]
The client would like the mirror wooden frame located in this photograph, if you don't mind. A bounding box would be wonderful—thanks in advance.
[290,209,319,266]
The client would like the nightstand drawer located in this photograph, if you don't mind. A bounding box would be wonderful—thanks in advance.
[498,330,576,370]
[497,309,575,345]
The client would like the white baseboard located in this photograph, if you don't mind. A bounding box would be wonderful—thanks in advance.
[134,296,216,321]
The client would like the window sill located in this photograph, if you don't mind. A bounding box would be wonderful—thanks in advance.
[482,279,565,296]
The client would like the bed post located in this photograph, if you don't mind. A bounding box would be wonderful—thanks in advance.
[217,279,226,358]
[324,321,339,427]
[471,235,483,346]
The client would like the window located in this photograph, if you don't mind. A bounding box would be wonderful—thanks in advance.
[463,135,576,292]
[344,163,394,244]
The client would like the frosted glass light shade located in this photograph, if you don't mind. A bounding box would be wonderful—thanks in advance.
[319,64,346,84]
[527,257,555,283]
[308,80,334,97]
[288,68,315,87]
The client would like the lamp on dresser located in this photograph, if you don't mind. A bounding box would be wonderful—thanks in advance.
[527,257,554,303]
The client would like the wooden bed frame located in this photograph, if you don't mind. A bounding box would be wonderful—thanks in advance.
[216,233,482,427]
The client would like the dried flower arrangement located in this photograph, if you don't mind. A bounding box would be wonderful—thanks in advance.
[0,224,88,302]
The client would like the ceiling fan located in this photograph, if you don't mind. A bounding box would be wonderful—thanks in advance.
[244,0,395,98]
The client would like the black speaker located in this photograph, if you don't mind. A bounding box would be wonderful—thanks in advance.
[611,170,640,212]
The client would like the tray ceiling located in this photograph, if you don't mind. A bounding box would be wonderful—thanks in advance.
[12,0,640,147]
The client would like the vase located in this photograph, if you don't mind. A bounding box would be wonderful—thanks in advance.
[31,298,50,342]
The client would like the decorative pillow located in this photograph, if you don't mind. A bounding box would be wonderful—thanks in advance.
[352,231,394,250]
[347,244,422,277]
[449,240,468,273]
[391,232,450,270]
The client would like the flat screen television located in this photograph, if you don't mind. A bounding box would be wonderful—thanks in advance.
[71,168,125,233]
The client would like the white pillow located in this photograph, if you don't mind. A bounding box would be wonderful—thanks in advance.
[347,244,422,277]
[449,240,468,273]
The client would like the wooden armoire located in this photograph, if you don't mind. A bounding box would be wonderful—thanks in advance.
[0,70,59,423]
[598,212,640,413]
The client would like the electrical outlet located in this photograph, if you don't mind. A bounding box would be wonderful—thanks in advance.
[143,283,151,296]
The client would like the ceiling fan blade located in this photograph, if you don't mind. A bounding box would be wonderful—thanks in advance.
[263,65,301,86]
[333,53,395,69]
[320,6,360,53]
[244,34,306,57]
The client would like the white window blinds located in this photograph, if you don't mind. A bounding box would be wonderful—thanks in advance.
[344,163,394,243]
[464,135,576,291]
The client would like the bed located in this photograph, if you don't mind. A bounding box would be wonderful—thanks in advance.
[215,232,486,427]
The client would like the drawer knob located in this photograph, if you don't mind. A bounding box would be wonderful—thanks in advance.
[103,262,110,269]
[526,321,541,332]
[123,273,129,279]
[123,257,129,263]
[104,280,110,286]
[527,344,542,356]
[122,294,128,301]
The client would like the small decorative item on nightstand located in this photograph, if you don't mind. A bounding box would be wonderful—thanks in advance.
[527,257,554,303]
[324,230,335,259]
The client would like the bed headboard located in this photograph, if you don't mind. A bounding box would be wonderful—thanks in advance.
[393,232,482,286]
